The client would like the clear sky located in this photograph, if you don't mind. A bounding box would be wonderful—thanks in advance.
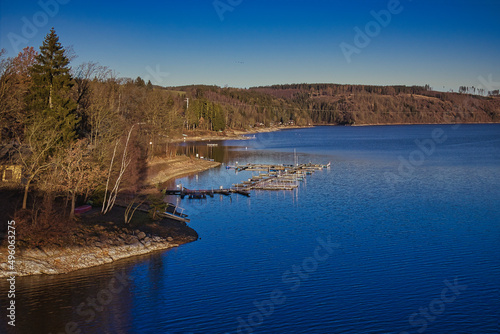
[1,0,499,92]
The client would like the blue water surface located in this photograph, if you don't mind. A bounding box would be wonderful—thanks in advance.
[1,124,499,334]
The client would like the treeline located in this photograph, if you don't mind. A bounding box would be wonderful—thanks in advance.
[253,83,433,96]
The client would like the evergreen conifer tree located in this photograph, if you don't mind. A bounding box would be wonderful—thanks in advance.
[135,76,145,87]
[28,28,78,146]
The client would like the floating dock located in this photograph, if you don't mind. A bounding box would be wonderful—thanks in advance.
[164,188,251,199]
[231,163,329,191]
[164,162,331,197]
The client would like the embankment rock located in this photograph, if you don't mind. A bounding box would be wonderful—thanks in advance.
[0,227,196,278]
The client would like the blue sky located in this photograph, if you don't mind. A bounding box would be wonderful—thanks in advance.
[1,0,499,92]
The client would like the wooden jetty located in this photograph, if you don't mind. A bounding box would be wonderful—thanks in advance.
[233,163,331,191]
[164,187,250,199]
[231,162,330,191]
[164,162,331,197]
[233,162,327,172]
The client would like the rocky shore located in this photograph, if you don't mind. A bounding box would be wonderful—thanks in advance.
[0,217,198,278]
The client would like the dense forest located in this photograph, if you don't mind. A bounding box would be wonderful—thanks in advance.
[250,83,500,125]
[167,82,500,128]
[1,29,499,238]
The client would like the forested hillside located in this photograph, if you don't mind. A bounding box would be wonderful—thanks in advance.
[250,83,500,125]
[163,83,500,128]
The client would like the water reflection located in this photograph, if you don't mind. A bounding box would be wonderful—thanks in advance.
[173,139,313,166]
[174,141,237,163]
[0,252,177,334]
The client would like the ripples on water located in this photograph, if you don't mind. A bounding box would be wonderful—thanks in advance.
[1,124,499,333]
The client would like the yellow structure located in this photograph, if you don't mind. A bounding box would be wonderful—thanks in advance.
[0,165,22,184]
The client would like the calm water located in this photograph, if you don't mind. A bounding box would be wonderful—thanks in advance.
[1,125,499,334]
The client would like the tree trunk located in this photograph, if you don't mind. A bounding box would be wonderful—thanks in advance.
[70,191,76,219]
[49,85,53,109]
[22,178,32,210]
[102,141,119,213]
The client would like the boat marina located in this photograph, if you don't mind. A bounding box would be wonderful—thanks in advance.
[163,162,331,197]
[230,162,330,191]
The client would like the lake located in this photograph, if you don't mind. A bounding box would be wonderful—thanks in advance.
[1,124,499,334]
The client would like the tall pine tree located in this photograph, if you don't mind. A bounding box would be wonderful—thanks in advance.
[28,28,78,146]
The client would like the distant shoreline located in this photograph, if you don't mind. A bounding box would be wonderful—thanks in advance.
[172,122,500,144]
[350,121,500,127]
[170,125,313,143]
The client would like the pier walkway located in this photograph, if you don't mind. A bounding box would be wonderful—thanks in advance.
[163,162,331,198]
[231,162,330,191]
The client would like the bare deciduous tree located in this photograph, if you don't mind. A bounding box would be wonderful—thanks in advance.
[101,123,142,214]
[55,139,105,219]
[17,118,60,209]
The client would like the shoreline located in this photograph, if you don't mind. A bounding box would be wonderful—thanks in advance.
[0,213,199,278]
[316,121,500,127]
[145,155,221,187]
[169,122,500,143]
[170,125,312,143]
[0,155,220,278]
[0,235,191,278]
